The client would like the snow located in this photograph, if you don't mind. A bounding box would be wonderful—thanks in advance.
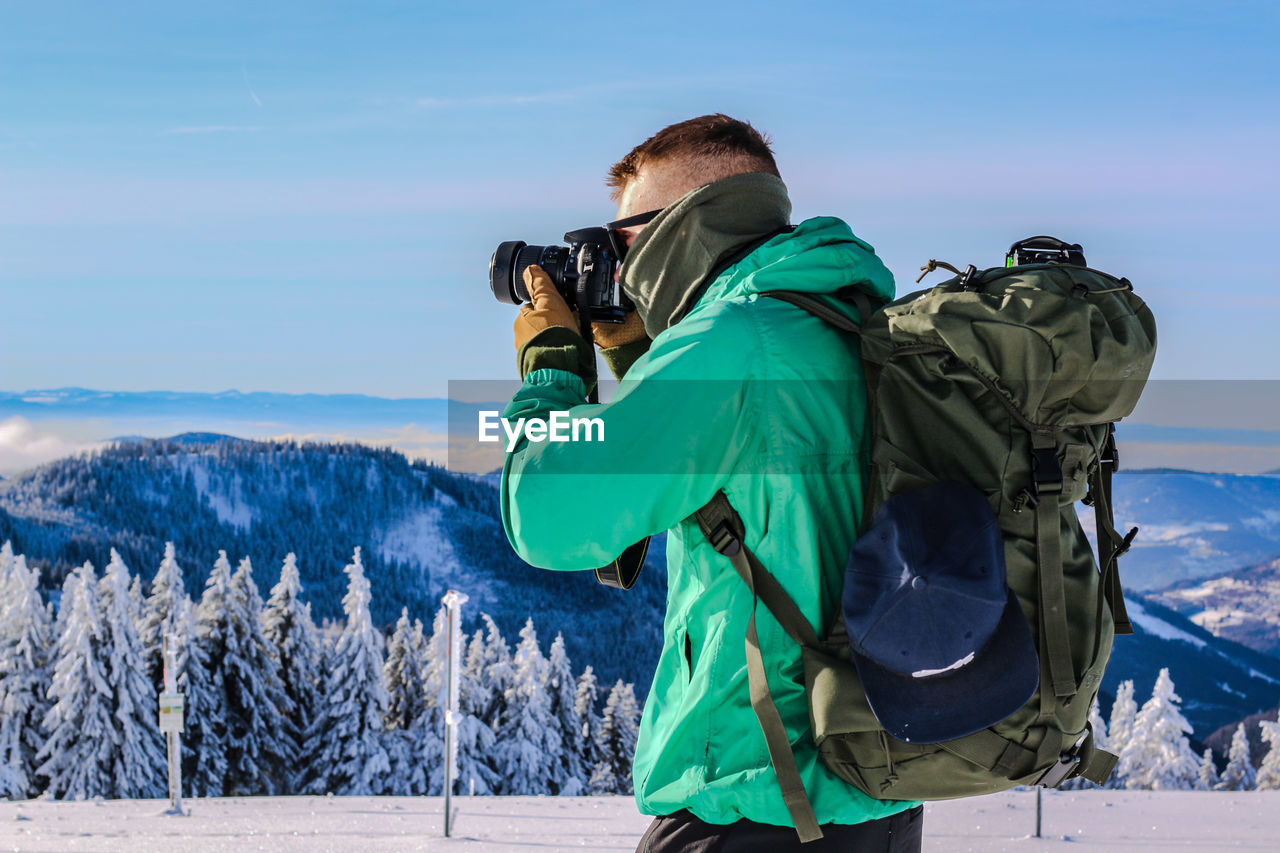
[2,792,1279,852]
[1125,599,1207,649]
[1248,668,1280,686]
[1217,681,1246,698]
[174,456,255,529]
[374,506,472,592]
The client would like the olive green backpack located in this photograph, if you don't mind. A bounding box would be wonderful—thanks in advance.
[691,238,1158,843]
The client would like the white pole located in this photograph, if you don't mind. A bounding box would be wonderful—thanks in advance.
[1035,786,1042,838]
[160,633,185,815]
[441,589,468,838]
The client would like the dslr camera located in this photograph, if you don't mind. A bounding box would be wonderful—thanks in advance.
[489,228,631,324]
[489,209,660,324]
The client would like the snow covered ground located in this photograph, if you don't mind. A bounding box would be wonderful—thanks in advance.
[2,791,1277,853]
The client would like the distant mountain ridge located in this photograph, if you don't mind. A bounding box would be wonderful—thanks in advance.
[113,432,245,445]
[1,387,449,427]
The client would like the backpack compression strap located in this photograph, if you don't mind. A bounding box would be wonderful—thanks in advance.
[1088,425,1136,635]
[1029,430,1077,702]
[694,491,823,844]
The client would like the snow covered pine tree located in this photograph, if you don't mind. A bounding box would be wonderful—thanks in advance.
[96,550,166,798]
[1108,679,1139,789]
[384,607,431,795]
[589,680,640,795]
[546,633,585,795]
[1198,748,1220,791]
[1258,718,1280,791]
[300,548,392,795]
[495,618,558,795]
[1118,668,1200,790]
[36,563,115,799]
[221,556,295,794]
[263,552,325,795]
[1220,723,1257,791]
[0,546,53,799]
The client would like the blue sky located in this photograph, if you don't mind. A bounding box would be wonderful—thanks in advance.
[2,0,1278,399]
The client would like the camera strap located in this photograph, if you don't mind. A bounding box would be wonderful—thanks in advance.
[593,537,651,589]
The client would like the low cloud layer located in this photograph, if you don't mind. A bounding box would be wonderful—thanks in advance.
[0,417,104,478]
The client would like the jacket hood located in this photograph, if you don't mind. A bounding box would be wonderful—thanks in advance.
[690,216,895,321]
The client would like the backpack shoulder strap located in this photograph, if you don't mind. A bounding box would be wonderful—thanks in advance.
[693,491,822,843]
[761,288,869,335]
[695,492,820,647]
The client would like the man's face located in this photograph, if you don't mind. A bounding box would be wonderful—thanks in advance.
[614,162,693,246]
[611,162,694,281]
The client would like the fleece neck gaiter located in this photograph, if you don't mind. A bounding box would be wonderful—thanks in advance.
[618,172,792,339]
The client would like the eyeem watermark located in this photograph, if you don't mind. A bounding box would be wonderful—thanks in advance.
[478,410,605,452]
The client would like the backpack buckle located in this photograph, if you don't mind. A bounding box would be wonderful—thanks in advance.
[1031,446,1064,496]
[1036,751,1083,789]
[708,520,742,557]
[1101,425,1120,473]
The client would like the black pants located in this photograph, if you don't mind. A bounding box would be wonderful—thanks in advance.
[635,805,924,853]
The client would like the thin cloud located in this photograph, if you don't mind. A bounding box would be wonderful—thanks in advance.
[162,125,264,135]
[242,65,263,107]
[416,90,583,109]
[414,74,750,109]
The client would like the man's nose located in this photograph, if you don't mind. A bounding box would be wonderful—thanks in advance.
[613,230,640,282]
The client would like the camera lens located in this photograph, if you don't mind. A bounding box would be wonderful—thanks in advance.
[489,242,570,304]
[489,241,526,305]
[513,245,551,303]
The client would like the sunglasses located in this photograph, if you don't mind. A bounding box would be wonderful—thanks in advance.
[604,208,662,262]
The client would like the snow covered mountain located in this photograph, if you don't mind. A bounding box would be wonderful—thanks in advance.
[1148,557,1280,658]
[1085,468,1280,591]
[0,437,666,694]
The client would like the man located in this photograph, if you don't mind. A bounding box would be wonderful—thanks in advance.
[501,114,923,851]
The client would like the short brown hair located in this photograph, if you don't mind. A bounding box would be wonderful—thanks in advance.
[606,113,780,198]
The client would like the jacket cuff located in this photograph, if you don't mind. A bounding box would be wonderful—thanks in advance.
[517,326,597,394]
[599,338,652,380]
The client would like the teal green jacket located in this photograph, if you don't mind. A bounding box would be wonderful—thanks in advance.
[500,217,918,826]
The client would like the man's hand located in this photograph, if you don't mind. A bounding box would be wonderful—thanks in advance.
[511,264,596,391]
[592,310,651,381]
[513,265,578,351]
[592,311,647,349]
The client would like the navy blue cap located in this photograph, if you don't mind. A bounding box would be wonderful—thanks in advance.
[842,480,1038,744]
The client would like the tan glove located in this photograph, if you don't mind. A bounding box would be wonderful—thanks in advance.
[513,265,578,351]
[591,311,647,349]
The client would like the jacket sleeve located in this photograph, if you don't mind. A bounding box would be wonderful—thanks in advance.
[500,301,762,570]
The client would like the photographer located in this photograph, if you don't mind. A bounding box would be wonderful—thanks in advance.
[499,115,923,852]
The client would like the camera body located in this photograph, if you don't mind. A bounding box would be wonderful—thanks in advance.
[489,227,632,323]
